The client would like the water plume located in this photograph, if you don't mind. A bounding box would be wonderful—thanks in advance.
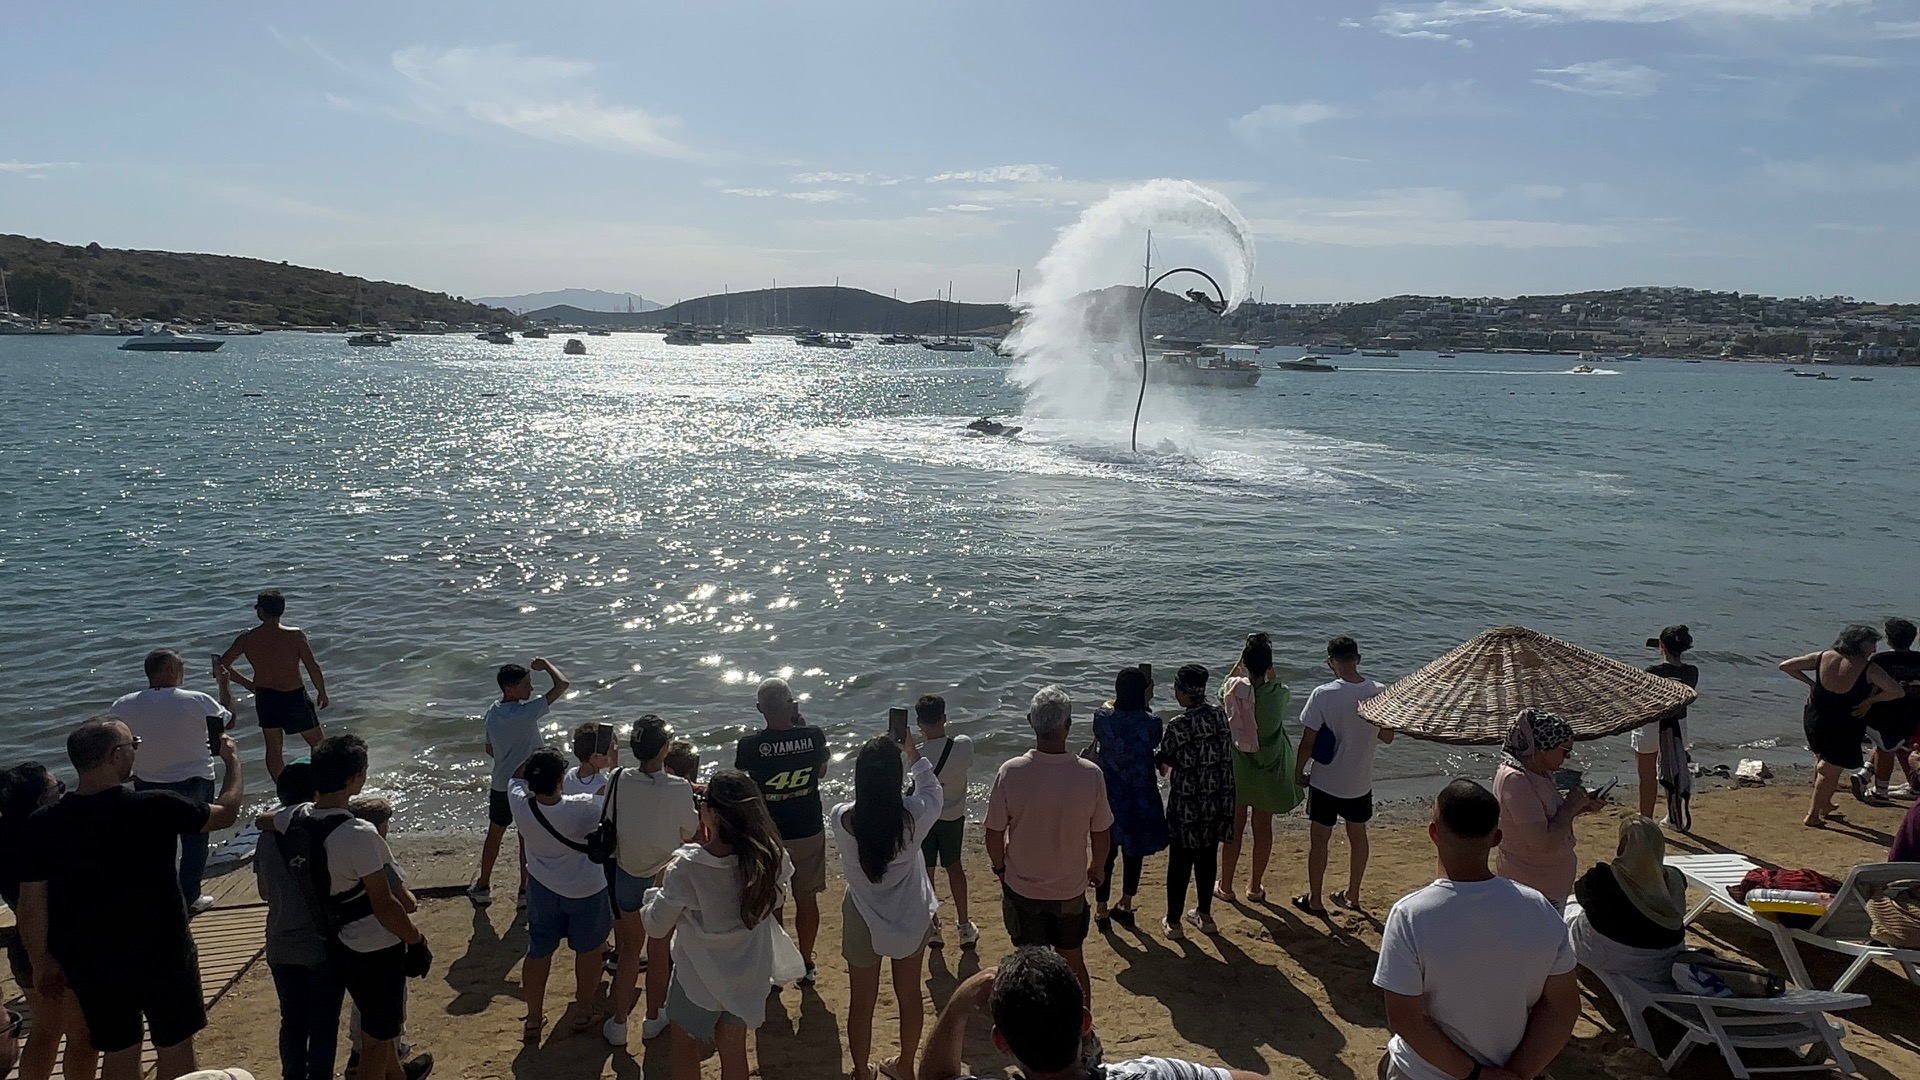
[1005,180,1256,432]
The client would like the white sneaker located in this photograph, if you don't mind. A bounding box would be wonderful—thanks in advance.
[1888,783,1915,799]
[955,920,979,948]
[641,1012,670,1040]
[928,916,944,948]
[189,895,216,916]
[601,1017,627,1047]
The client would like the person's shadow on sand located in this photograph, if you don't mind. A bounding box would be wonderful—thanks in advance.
[445,904,528,1016]
[758,983,846,1080]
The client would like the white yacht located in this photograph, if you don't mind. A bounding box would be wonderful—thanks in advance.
[119,327,224,352]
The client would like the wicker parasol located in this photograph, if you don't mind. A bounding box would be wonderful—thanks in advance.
[1357,625,1696,745]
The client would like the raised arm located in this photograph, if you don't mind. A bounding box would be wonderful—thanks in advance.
[1778,651,1822,688]
[1503,970,1580,1080]
[203,735,244,833]
[919,967,996,1080]
[532,656,570,705]
[298,630,328,709]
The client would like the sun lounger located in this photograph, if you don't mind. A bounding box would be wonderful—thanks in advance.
[1668,854,1920,992]
[1581,962,1866,1078]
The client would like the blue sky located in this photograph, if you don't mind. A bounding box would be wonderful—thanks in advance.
[4,1,1917,304]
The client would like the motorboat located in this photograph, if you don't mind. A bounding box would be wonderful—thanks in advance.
[563,338,587,355]
[119,328,224,352]
[1793,371,1823,378]
[1436,351,1457,358]
[663,328,702,345]
[878,334,921,345]
[1150,345,1261,388]
[477,329,514,344]
[1359,348,1400,357]
[795,332,854,349]
[922,338,975,352]
[1321,344,1356,355]
[1569,364,1596,374]
[347,332,396,347]
[966,417,1023,437]
[1275,356,1338,373]
[586,328,612,336]
[521,327,549,339]
[1851,376,1874,382]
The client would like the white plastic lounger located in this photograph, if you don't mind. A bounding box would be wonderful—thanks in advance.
[1667,854,1920,992]
[1583,963,1867,1078]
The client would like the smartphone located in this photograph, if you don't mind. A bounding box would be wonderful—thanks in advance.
[206,715,225,756]
[594,722,616,757]
[210,652,224,679]
[1138,663,1152,683]
[1591,777,1619,801]
[888,707,910,744]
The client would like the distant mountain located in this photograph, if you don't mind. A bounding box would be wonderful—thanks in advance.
[474,288,662,314]
[0,234,514,327]
[527,286,1015,335]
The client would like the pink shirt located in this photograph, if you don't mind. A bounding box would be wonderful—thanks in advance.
[984,750,1115,902]
[1493,761,1578,903]
[1222,676,1259,753]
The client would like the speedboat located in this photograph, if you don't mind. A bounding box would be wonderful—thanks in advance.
[1359,348,1400,357]
[1275,356,1337,373]
[521,327,549,339]
[477,329,514,344]
[1570,364,1596,374]
[347,332,396,347]
[564,338,587,355]
[119,328,224,352]
[587,328,612,336]
[1851,376,1874,382]
[1436,351,1457,358]
[795,332,854,349]
[878,334,921,345]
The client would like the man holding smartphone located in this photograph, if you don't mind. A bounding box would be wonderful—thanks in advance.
[109,648,235,914]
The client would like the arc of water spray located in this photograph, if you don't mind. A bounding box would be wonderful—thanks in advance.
[1132,268,1228,453]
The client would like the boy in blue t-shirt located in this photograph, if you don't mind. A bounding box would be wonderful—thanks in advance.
[468,657,570,906]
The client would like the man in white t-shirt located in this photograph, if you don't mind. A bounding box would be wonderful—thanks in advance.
[1291,636,1393,915]
[1373,779,1578,1080]
[270,735,428,1080]
[509,748,612,1037]
[921,948,1260,1080]
[111,647,235,911]
[915,693,978,948]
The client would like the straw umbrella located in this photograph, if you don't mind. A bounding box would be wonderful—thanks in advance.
[1358,625,1696,744]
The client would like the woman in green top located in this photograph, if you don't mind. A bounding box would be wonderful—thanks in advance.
[1217,633,1302,902]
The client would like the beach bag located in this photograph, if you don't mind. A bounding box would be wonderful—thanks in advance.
[279,808,374,937]
[530,790,617,866]
[1310,724,1338,765]
[1865,879,1920,948]
[1671,949,1786,998]
[587,769,622,866]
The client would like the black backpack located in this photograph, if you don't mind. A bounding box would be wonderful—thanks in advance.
[278,807,376,937]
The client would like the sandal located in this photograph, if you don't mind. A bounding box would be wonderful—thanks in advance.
[571,1006,600,1034]
[1291,894,1329,917]
[1246,887,1267,903]
[523,1016,544,1042]
[876,1055,907,1080]
[1212,884,1236,902]
[1330,890,1360,912]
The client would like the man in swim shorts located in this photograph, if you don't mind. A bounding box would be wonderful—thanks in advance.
[218,589,329,780]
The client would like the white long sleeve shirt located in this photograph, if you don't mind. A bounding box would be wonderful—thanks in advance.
[641,843,805,1026]
[830,757,944,959]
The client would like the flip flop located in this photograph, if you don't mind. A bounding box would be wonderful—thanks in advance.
[876,1055,906,1080]
[1212,884,1236,902]
[1291,894,1329,917]
[1330,890,1359,911]
[1246,887,1267,903]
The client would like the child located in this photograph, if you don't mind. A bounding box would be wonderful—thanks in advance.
[566,721,618,796]
[343,798,431,1080]
[641,770,805,1080]
[602,716,701,1047]
[470,657,570,907]
[663,740,701,785]
[255,762,343,1080]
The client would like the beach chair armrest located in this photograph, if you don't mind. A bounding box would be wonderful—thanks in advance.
[1642,989,1869,1014]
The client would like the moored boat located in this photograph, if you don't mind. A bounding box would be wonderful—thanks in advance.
[119,328,224,352]
[563,338,587,355]
[347,332,397,347]
[1276,356,1338,373]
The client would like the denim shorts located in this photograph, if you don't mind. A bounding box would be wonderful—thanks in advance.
[667,974,746,1043]
[611,866,660,914]
[525,878,613,959]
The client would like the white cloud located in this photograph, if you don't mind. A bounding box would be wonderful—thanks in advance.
[1229,101,1349,150]
[1373,0,1862,39]
[1535,59,1664,97]
[1801,53,1892,67]
[924,164,1057,184]
[1763,154,1920,192]
[1511,184,1568,199]
[1243,187,1646,248]
[388,45,697,160]
[1877,20,1920,37]
[929,203,992,213]
[0,161,78,178]
[792,171,869,185]
[783,189,856,203]
[722,188,778,198]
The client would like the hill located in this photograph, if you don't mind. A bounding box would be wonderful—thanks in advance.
[528,286,1014,334]
[473,288,662,314]
[0,235,515,327]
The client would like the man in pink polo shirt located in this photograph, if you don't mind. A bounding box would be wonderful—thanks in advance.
[985,684,1113,1014]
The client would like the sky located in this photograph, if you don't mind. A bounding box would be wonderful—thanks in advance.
[3,1,1918,305]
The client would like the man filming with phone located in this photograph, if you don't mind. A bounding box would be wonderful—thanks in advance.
[109,647,236,915]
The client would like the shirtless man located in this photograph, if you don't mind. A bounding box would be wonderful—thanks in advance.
[219,589,328,780]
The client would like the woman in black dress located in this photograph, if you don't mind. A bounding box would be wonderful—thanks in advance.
[1780,624,1905,827]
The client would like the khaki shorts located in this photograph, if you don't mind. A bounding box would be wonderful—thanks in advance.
[785,832,827,896]
[1001,885,1090,950]
[840,891,931,968]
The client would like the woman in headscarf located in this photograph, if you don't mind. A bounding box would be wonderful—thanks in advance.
[1568,817,1689,980]
[1493,708,1605,908]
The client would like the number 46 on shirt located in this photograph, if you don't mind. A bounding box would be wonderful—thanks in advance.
[763,767,814,792]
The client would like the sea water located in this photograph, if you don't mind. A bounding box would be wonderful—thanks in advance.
[1,333,1914,826]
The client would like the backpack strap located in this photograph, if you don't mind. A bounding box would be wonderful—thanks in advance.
[527,791,592,855]
[931,737,956,778]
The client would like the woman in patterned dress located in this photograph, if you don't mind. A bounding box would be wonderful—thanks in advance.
[1156,663,1237,935]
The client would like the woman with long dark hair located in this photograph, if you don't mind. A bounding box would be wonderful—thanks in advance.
[831,733,944,1080]
[641,770,806,1080]
[1218,633,1302,902]
[0,762,96,1080]
[1091,667,1167,929]
[1780,624,1906,828]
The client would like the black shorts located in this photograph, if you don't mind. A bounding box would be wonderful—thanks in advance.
[1001,885,1090,950]
[65,942,207,1053]
[1,926,32,989]
[257,687,320,735]
[331,941,407,1041]
[1306,787,1374,828]
[488,788,513,829]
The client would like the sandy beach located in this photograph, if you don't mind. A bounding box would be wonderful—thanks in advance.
[190,780,1920,1080]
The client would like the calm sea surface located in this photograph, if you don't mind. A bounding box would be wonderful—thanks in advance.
[2,334,1914,828]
